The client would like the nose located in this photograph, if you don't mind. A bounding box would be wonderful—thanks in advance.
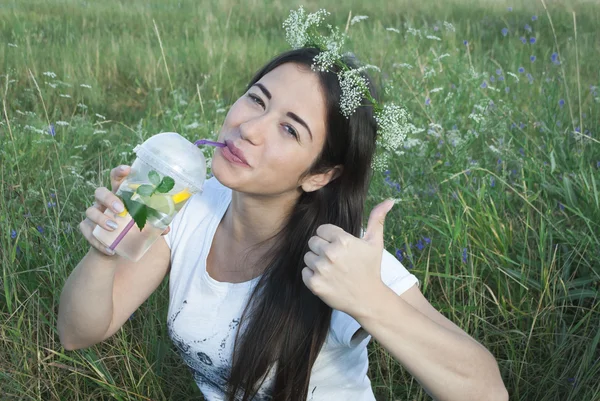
[239,113,270,145]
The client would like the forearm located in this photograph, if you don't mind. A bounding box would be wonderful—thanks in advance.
[57,247,119,349]
[355,285,507,401]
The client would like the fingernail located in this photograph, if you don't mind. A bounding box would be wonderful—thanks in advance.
[112,201,124,213]
[106,220,118,230]
[119,165,127,172]
[105,247,115,255]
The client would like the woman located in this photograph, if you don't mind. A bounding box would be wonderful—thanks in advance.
[58,47,508,401]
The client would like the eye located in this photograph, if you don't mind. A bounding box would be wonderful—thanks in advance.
[248,93,265,108]
[282,124,298,139]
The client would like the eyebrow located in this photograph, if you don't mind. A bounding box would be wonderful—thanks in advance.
[252,83,313,141]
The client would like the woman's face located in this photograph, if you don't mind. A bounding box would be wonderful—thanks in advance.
[212,62,329,196]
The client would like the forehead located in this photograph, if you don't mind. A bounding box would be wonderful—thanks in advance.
[256,63,327,139]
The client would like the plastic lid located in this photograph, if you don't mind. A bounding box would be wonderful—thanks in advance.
[133,132,207,192]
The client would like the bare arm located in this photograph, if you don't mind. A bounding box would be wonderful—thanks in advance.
[57,165,171,350]
[57,240,170,350]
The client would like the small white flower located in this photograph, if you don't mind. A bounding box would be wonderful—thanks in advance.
[430,87,444,93]
[55,121,70,126]
[488,145,501,154]
[16,110,25,115]
[426,35,441,41]
[406,28,422,38]
[443,21,455,32]
[283,6,330,49]
[93,130,107,135]
[386,27,400,34]
[77,103,87,109]
[507,72,520,82]
[434,53,450,62]
[47,82,58,89]
[338,69,368,118]
[43,71,57,78]
[393,63,413,69]
[80,84,92,89]
[216,108,226,113]
[8,43,18,48]
[185,121,201,130]
[59,94,71,98]
[350,15,368,25]
[95,113,106,120]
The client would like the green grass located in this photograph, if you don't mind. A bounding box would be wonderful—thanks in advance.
[1,0,599,399]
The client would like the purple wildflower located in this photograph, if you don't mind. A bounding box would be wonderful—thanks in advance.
[526,73,533,83]
[567,377,576,387]
[524,24,532,32]
[490,76,495,82]
[508,7,513,11]
[48,124,56,137]
[384,170,391,176]
[518,67,525,73]
[462,248,468,263]
[558,202,565,211]
[556,120,562,127]
[463,40,468,45]
[501,28,509,36]
[530,37,536,44]
[596,161,600,169]
[434,25,439,31]
[395,248,404,262]
[50,193,56,198]
[425,97,431,105]
[575,127,580,133]
[47,201,57,208]
[520,36,527,44]
[490,177,496,187]
[11,230,17,239]
[129,313,135,321]
[37,225,44,234]
[499,76,505,81]
[505,87,510,93]
[532,15,538,21]
[530,55,536,62]
[424,237,431,244]
[496,69,502,75]
[551,52,560,65]
[481,81,488,89]
[519,148,525,157]
[559,99,565,107]
[416,240,425,251]
[498,158,502,165]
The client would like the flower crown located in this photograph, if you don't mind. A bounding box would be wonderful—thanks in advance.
[283,6,413,171]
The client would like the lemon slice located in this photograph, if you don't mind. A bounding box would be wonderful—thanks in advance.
[117,207,128,217]
[127,183,142,190]
[145,194,175,216]
[172,188,192,204]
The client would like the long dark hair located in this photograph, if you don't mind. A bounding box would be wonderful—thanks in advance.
[226,47,379,401]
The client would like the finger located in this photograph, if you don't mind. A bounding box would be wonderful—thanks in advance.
[95,187,125,214]
[78,220,116,256]
[301,266,316,290]
[363,199,395,245]
[307,235,329,256]
[85,207,119,232]
[303,251,321,272]
[161,227,171,236]
[110,165,131,192]
[315,224,345,243]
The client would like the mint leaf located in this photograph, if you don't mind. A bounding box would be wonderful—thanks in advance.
[137,184,155,196]
[155,176,175,193]
[121,192,148,230]
[148,170,161,186]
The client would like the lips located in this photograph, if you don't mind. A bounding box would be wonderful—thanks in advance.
[224,140,250,166]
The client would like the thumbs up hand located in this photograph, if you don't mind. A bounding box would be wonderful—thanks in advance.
[302,199,396,317]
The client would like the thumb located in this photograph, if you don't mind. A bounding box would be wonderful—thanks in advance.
[364,199,395,245]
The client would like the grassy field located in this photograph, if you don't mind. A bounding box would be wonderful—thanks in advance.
[1,0,599,399]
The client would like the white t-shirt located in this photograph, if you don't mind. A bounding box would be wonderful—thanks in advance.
[164,177,420,401]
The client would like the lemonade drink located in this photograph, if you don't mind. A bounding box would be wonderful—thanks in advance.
[92,132,206,261]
